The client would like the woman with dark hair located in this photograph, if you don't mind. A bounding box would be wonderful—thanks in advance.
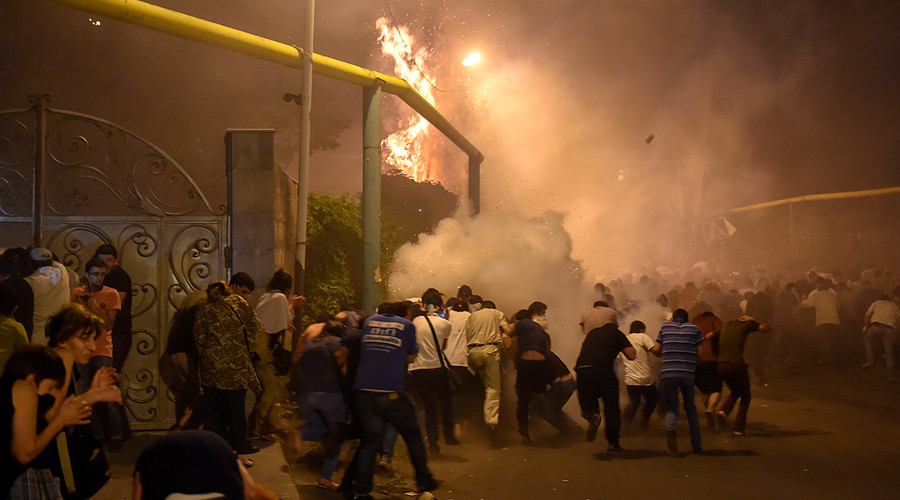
[2,344,92,498]
[35,303,124,498]
[46,304,123,411]
[184,281,265,468]
[252,269,302,438]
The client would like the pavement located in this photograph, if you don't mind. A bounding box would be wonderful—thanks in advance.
[96,432,300,500]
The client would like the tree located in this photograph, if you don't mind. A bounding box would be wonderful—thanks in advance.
[301,176,457,325]
[382,170,458,243]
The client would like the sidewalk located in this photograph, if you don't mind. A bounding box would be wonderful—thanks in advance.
[96,432,300,500]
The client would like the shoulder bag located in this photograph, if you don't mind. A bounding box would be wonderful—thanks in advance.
[424,315,462,394]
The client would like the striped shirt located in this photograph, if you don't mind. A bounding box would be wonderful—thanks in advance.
[656,320,704,379]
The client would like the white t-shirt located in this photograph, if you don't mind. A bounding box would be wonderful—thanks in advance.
[445,310,471,367]
[620,332,657,386]
[409,314,452,371]
[802,289,841,326]
[255,290,293,334]
[25,262,70,345]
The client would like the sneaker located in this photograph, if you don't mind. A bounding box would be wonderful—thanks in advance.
[586,414,601,442]
[607,443,624,454]
[666,428,678,456]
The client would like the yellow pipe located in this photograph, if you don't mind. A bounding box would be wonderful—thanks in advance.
[43,0,483,161]
[727,186,900,213]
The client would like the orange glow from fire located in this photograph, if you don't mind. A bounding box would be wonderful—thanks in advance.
[376,17,437,183]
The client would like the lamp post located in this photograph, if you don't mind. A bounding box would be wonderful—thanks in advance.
[295,0,314,294]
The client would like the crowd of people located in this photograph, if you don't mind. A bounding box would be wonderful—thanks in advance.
[2,240,898,499]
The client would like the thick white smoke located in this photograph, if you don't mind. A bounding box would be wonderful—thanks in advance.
[388,209,601,361]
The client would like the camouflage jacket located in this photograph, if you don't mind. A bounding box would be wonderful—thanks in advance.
[193,294,263,393]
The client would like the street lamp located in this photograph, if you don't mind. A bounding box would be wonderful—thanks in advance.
[461,52,481,67]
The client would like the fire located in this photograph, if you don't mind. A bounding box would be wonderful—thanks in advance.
[376,17,437,183]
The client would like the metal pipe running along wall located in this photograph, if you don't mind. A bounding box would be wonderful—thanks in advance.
[727,186,900,214]
[41,0,485,164]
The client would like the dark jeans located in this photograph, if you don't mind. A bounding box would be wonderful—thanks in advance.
[111,329,132,372]
[516,359,551,438]
[297,391,346,480]
[345,390,436,496]
[184,386,252,454]
[661,376,702,449]
[624,384,658,426]
[575,365,621,445]
[76,355,130,441]
[534,376,576,432]
[718,361,751,433]
[410,368,455,448]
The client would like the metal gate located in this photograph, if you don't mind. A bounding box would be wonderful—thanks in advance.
[0,95,229,430]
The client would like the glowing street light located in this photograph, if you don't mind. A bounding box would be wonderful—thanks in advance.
[461,52,481,67]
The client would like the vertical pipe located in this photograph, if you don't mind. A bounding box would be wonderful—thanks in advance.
[468,155,481,216]
[294,0,314,295]
[361,84,383,313]
[30,94,49,247]
[788,201,795,265]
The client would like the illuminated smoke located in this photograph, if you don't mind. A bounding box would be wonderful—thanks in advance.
[388,210,593,361]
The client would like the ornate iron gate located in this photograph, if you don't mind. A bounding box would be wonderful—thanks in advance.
[0,95,229,430]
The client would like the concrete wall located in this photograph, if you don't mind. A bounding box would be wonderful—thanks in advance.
[226,129,297,293]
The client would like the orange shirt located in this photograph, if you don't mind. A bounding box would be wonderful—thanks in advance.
[71,285,121,358]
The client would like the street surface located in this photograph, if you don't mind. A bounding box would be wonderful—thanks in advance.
[290,365,900,500]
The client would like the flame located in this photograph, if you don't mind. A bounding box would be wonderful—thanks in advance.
[376,17,437,183]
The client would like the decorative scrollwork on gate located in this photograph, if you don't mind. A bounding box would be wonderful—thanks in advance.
[40,109,224,217]
[45,224,113,272]
[0,110,34,217]
[6,99,228,430]
[167,224,221,308]
[122,366,159,423]
[117,224,159,318]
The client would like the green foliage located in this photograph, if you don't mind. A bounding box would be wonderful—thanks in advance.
[302,193,362,325]
[301,177,458,325]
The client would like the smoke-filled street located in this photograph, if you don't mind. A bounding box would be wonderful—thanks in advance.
[290,365,899,499]
[1,2,897,499]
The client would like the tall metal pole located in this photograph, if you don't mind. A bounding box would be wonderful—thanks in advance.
[788,201,795,266]
[30,94,49,247]
[295,0,314,294]
[361,83,383,313]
